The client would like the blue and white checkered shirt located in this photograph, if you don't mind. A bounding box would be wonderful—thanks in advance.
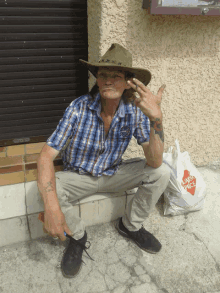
[46,93,150,177]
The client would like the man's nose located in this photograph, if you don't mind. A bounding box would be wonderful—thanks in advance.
[105,76,114,83]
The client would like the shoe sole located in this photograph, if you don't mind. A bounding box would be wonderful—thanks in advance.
[115,221,159,254]
[60,246,83,278]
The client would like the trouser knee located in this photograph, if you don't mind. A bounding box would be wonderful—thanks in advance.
[157,162,171,183]
[142,162,171,185]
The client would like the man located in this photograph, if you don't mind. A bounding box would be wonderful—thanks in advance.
[37,43,170,278]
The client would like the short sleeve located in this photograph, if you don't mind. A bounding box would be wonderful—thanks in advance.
[46,100,79,151]
[133,110,150,145]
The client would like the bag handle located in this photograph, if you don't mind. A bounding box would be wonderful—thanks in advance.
[175,139,181,155]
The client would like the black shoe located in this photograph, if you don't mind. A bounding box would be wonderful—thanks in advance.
[61,231,94,278]
[116,217,162,254]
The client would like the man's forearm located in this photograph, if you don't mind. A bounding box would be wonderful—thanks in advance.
[37,156,61,211]
[147,117,164,168]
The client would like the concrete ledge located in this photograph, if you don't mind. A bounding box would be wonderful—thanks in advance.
[0,180,137,248]
[0,216,30,247]
[0,183,26,220]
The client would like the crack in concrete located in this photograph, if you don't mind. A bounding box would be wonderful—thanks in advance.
[201,266,220,291]
[192,232,203,243]
[59,216,220,292]
[58,282,64,293]
[159,289,170,293]
[76,228,220,293]
[200,244,219,273]
[89,236,152,292]
[178,215,220,275]
[24,182,32,240]
[215,263,220,273]
[150,275,161,290]
[183,229,220,275]
[23,148,32,241]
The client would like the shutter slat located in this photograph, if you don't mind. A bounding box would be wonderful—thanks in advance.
[0,76,81,87]
[0,7,86,17]
[0,109,67,122]
[0,82,86,94]
[0,102,71,115]
[0,24,86,33]
[0,62,76,73]
[0,0,86,8]
[0,89,80,101]
[2,122,62,133]
[0,40,86,50]
[2,129,58,140]
[0,69,79,80]
[0,33,84,42]
[0,55,83,65]
[0,48,87,58]
[1,96,75,108]
[1,116,64,128]
[0,16,87,25]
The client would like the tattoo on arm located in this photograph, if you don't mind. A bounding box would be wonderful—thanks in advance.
[150,118,164,143]
[44,181,55,193]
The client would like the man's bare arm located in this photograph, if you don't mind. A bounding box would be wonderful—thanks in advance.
[150,118,164,143]
[37,144,73,240]
[37,144,60,210]
[142,117,164,168]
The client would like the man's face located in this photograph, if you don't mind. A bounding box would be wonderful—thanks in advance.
[96,67,131,100]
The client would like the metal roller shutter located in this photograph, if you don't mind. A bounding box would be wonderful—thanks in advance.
[0,0,88,147]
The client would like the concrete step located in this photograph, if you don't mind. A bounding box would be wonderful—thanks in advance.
[0,180,137,248]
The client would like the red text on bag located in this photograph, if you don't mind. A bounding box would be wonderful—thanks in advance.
[181,170,196,195]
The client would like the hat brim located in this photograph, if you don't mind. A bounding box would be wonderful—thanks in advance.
[79,59,151,86]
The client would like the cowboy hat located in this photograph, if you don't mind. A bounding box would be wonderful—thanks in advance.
[79,43,151,86]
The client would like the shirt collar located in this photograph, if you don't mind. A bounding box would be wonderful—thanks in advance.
[88,92,101,113]
[88,92,134,117]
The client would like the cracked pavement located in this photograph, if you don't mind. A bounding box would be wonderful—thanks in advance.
[0,166,220,293]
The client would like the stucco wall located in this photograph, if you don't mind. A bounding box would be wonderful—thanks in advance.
[88,0,220,167]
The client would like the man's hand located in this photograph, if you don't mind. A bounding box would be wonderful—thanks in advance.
[127,78,166,121]
[43,208,73,241]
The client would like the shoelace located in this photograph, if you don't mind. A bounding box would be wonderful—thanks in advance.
[132,225,151,241]
[66,234,95,265]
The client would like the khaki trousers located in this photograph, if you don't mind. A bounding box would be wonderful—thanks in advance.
[55,158,170,240]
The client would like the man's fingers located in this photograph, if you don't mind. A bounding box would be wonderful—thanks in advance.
[132,78,146,90]
[157,84,166,96]
[127,79,146,95]
[64,224,73,237]
[59,232,66,242]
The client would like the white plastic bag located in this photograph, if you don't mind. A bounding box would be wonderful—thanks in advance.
[162,139,207,216]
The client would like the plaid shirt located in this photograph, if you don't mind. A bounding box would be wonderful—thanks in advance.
[46,93,150,177]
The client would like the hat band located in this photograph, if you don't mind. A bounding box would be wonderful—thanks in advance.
[99,58,126,66]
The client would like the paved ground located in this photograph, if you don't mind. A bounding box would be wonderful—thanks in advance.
[1,166,220,293]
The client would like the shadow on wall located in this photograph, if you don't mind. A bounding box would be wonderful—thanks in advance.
[125,4,220,59]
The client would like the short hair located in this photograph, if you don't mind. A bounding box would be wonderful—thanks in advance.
[89,70,136,104]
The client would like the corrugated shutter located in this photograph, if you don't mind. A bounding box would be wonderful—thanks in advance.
[0,0,88,147]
